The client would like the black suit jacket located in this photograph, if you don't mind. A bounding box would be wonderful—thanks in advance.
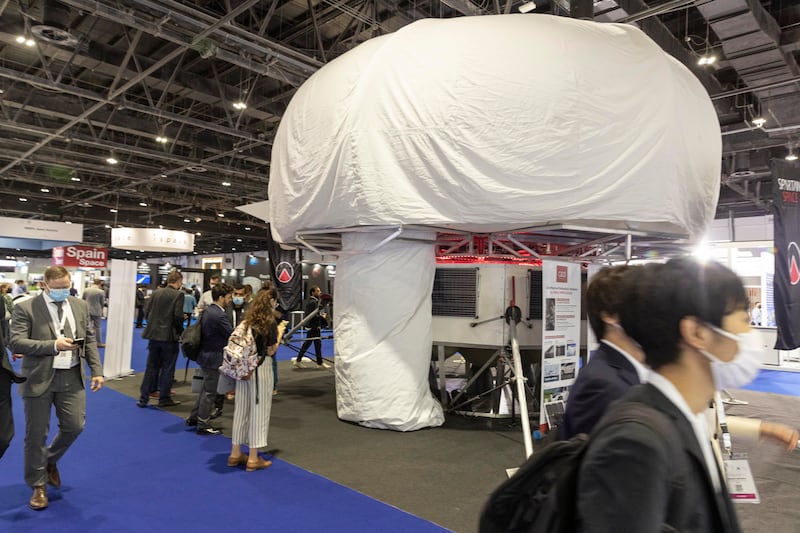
[197,304,233,370]
[0,297,13,379]
[562,343,640,439]
[142,286,184,342]
[303,296,324,328]
[577,383,742,533]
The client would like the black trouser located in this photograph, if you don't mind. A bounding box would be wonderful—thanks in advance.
[0,371,14,460]
[139,341,179,403]
[136,306,145,327]
[296,326,323,365]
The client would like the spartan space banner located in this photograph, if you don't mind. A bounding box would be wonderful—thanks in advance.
[773,159,800,350]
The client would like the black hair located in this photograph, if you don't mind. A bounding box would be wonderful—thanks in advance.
[586,265,632,340]
[211,283,233,301]
[618,258,748,370]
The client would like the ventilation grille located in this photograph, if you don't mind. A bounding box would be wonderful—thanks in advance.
[432,268,478,317]
[528,269,542,319]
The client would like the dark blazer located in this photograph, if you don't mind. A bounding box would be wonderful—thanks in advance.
[10,295,102,398]
[197,304,233,370]
[562,342,641,439]
[303,295,324,328]
[226,301,250,327]
[142,286,184,342]
[135,288,145,307]
[577,383,742,533]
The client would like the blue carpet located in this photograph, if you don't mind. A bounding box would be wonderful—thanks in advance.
[0,386,448,532]
[742,369,800,397]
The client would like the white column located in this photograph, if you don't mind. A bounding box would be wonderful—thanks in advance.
[103,259,136,378]
[334,229,444,431]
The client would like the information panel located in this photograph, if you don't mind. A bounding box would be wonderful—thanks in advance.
[540,260,582,424]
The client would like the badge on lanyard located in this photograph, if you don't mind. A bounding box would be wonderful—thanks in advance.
[724,453,760,504]
[52,306,73,369]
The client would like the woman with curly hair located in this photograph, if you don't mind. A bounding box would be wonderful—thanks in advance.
[227,286,286,472]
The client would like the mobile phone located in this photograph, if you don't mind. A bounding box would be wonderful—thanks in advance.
[72,337,85,348]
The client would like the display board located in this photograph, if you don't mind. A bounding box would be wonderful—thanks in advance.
[539,260,581,424]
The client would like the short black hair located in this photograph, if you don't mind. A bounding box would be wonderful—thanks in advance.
[618,258,748,370]
[586,265,633,340]
[212,283,233,301]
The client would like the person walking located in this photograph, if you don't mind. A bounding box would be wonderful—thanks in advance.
[10,266,104,510]
[293,286,330,369]
[82,279,106,348]
[228,287,285,471]
[137,271,184,408]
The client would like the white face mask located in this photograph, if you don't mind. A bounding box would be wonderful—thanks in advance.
[699,325,762,389]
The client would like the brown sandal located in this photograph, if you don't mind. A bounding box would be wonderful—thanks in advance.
[227,455,248,467]
[245,458,273,472]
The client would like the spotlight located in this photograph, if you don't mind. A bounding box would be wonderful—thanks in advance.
[106,153,119,165]
[232,101,247,110]
[155,135,168,144]
[787,152,799,162]
[697,55,717,66]
[752,117,766,128]
[518,1,536,13]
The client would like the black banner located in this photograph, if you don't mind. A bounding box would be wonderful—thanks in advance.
[265,232,303,311]
[773,159,800,350]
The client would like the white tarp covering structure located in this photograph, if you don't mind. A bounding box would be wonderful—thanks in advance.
[268,14,722,430]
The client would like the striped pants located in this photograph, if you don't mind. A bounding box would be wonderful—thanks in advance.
[232,358,273,449]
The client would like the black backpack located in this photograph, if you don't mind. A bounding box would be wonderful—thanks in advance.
[180,314,203,361]
[479,403,675,533]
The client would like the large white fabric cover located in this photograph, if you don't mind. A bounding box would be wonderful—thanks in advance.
[269,15,722,430]
[334,230,444,431]
[269,14,721,241]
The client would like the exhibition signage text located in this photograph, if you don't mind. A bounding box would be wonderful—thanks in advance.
[52,245,108,269]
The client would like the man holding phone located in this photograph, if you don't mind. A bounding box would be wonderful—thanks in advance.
[10,266,103,511]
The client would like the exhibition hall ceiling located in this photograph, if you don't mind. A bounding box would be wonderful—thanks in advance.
[0,0,798,259]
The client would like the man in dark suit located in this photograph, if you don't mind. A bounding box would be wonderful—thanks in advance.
[577,259,747,532]
[186,283,233,435]
[561,265,646,439]
[10,266,103,511]
[1,294,26,461]
[135,285,146,328]
[293,285,330,369]
[137,271,184,408]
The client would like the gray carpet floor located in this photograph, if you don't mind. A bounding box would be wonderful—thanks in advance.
[106,364,800,533]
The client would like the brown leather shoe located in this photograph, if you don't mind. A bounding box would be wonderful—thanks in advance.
[29,486,48,510]
[46,463,61,488]
[226,454,248,467]
[245,458,272,472]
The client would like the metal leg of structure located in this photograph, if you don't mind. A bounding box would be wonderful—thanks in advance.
[721,388,749,406]
[437,344,448,406]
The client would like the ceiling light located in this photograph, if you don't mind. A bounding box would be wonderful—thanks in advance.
[232,101,247,110]
[217,213,225,218]
[155,135,168,144]
[787,152,799,162]
[232,248,237,251]
[183,218,191,223]
[71,176,81,182]
[518,1,536,13]
[126,251,131,254]
[221,181,231,187]
[65,221,72,224]
[245,226,251,231]
[697,55,716,66]
[139,202,148,207]
[236,238,242,242]
[752,117,766,128]
[19,197,27,202]
[15,36,25,44]
[104,224,111,229]
[40,188,49,193]
[195,232,202,236]
[25,39,34,47]
[106,153,119,165]
[110,208,118,213]
[160,173,167,178]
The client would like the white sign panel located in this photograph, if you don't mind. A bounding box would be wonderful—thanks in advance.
[0,216,83,242]
[540,260,582,425]
[111,227,194,253]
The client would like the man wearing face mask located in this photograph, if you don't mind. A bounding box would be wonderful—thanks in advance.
[577,259,798,533]
[10,266,103,511]
[562,265,647,439]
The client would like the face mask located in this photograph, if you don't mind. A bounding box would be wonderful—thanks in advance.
[48,288,70,302]
[232,297,244,306]
[699,325,762,389]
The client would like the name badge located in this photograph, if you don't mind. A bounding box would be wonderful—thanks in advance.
[53,350,73,369]
[724,454,760,504]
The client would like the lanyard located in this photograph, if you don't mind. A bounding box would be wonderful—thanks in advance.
[714,391,732,456]
[54,304,68,337]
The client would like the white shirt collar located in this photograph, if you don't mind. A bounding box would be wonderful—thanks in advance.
[646,370,721,492]
[601,339,649,383]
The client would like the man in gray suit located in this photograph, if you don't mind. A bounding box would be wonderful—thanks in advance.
[10,266,104,510]
[82,278,106,347]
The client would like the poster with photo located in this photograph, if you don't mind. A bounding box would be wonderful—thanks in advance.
[540,260,582,424]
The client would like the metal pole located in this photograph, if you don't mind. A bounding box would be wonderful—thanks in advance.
[509,320,534,459]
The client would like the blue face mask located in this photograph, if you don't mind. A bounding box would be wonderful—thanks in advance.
[232,297,245,306]
[49,288,70,302]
